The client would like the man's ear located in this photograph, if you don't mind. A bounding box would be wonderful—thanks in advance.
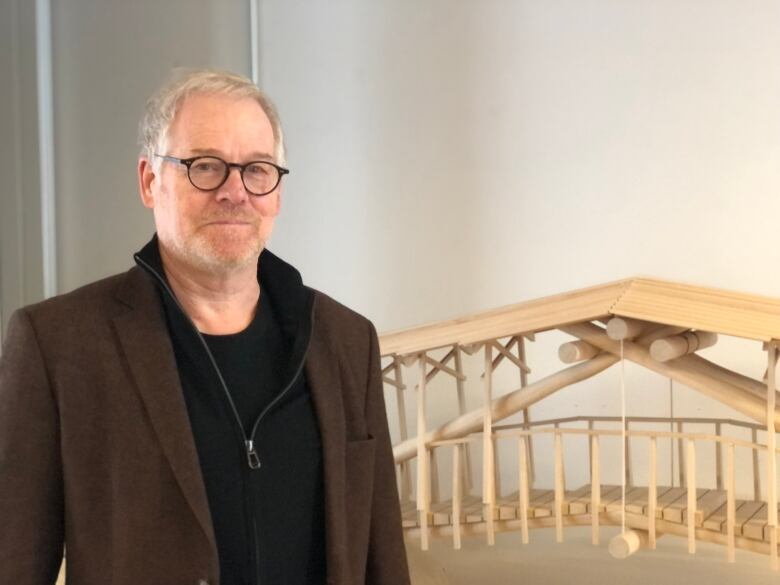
[138,157,156,209]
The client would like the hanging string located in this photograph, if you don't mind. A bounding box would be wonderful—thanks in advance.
[620,339,626,534]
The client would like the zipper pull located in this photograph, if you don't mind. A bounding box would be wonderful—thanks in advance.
[246,440,262,470]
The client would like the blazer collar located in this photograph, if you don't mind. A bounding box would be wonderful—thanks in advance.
[111,265,217,551]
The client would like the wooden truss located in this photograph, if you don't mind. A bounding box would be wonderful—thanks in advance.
[379,278,780,568]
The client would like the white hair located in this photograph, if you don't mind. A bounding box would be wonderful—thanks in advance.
[138,68,286,165]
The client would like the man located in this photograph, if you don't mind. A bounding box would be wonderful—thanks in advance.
[0,69,410,585]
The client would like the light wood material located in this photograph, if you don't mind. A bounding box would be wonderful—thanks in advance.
[518,436,529,544]
[650,331,718,362]
[687,440,696,554]
[453,348,474,495]
[417,357,429,551]
[648,437,657,549]
[393,359,412,501]
[559,340,599,363]
[727,443,736,562]
[483,344,495,546]
[591,436,600,545]
[767,343,778,570]
[393,354,618,463]
[607,317,647,340]
[452,444,461,550]
[554,432,564,543]
[561,322,779,428]
[609,530,642,558]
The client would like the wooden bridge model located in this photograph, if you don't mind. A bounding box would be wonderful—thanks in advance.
[378,278,780,567]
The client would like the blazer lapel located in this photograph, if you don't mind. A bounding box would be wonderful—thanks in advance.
[111,267,216,550]
[306,296,350,585]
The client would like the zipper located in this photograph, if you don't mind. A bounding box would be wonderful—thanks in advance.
[134,254,316,469]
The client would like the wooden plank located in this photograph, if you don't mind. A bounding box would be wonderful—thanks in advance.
[694,490,728,527]
[588,485,622,512]
[606,486,647,514]
[661,488,707,524]
[743,502,768,541]
[736,501,766,536]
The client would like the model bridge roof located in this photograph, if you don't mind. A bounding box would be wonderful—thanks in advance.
[379,278,780,357]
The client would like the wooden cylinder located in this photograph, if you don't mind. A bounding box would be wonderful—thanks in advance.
[609,530,643,559]
[606,317,646,340]
[650,331,718,362]
[559,340,599,363]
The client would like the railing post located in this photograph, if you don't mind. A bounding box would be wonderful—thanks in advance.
[715,422,723,491]
[648,436,657,549]
[416,354,429,550]
[766,343,778,570]
[591,434,600,545]
[393,359,412,501]
[687,439,696,554]
[483,344,495,546]
[452,443,462,550]
[518,436,530,544]
[453,347,474,495]
[726,442,736,563]
[554,431,564,543]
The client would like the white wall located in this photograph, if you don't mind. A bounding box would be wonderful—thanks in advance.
[50,0,252,294]
[258,0,780,493]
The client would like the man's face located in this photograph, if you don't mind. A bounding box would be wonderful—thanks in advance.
[139,93,281,275]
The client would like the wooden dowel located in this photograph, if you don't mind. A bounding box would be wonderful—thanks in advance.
[625,421,632,488]
[453,348,473,495]
[483,344,495,546]
[417,356,429,551]
[606,317,647,340]
[393,354,618,464]
[727,443,736,563]
[517,338,536,489]
[394,360,412,501]
[650,331,718,362]
[554,432,564,544]
[559,340,600,364]
[452,444,462,550]
[753,428,761,501]
[648,437,657,550]
[715,422,723,491]
[678,422,686,487]
[561,322,774,427]
[518,437,529,544]
[423,352,465,382]
[591,435,600,545]
[687,439,696,554]
[767,343,778,571]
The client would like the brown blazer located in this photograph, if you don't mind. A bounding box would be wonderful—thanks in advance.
[0,265,410,585]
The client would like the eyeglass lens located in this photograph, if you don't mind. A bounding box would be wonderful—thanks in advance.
[188,157,281,195]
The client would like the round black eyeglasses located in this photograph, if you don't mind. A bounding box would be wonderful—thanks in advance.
[155,154,289,196]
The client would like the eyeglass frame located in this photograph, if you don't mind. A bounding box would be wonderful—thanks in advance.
[154,153,290,196]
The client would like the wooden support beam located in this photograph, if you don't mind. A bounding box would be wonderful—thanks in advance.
[559,340,600,364]
[648,437,657,550]
[606,317,648,340]
[554,432,564,543]
[561,322,777,429]
[393,353,619,464]
[650,331,718,362]
[394,360,412,501]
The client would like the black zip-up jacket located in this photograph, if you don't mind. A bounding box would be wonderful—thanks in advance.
[135,236,326,585]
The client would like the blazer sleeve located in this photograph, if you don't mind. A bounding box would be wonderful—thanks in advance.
[363,321,411,585]
[0,309,64,584]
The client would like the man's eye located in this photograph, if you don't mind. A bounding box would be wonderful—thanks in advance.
[246,163,271,176]
[193,162,217,172]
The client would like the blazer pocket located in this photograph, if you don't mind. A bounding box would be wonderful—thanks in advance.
[344,436,376,577]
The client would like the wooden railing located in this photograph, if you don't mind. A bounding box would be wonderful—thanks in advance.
[404,415,780,565]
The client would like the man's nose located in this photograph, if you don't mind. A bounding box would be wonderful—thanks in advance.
[216,166,249,203]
